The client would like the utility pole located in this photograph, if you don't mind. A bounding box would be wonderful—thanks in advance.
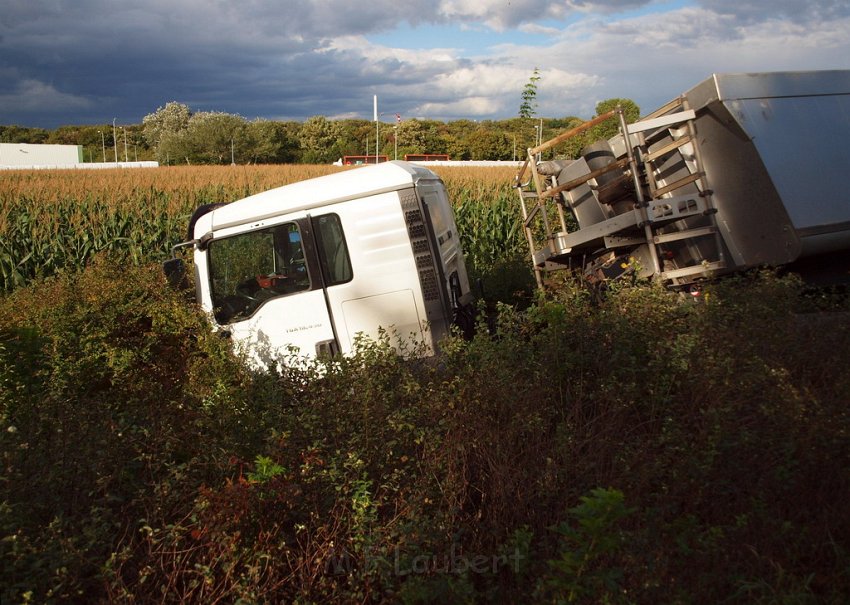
[374,95,379,164]
[112,118,118,163]
[98,130,105,162]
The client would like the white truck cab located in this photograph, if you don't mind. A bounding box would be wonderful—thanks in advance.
[166,161,472,365]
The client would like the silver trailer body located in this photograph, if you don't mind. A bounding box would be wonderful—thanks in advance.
[516,70,850,287]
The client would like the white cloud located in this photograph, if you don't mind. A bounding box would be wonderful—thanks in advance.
[435,0,575,30]
[502,6,850,116]
[414,96,503,117]
[321,35,458,67]
[564,0,653,14]
[696,0,850,23]
[313,33,602,120]
[519,22,565,36]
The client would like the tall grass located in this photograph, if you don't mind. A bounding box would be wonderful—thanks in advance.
[0,165,524,294]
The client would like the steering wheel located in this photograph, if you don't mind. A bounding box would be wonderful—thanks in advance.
[256,273,290,289]
[235,277,262,300]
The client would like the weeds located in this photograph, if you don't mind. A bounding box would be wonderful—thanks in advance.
[3,263,849,603]
[1,165,849,603]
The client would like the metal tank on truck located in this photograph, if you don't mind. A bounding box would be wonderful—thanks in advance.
[164,161,473,366]
[515,70,850,289]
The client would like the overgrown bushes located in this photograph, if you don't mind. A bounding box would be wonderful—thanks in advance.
[1,262,849,603]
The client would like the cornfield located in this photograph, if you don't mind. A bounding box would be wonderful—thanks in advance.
[0,164,525,293]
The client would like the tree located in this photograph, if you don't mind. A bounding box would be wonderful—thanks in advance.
[183,112,248,165]
[299,116,344,164]
[246,119,300,164]
[589,98,641,142]
[519,67,541,119]
[466,128,513,160]
[442,133,469,161]
[142,102,192,164]
[142,102,191,146]
[394,119,429,157]
[0,125,49,143]
[545,116,587,160]
[595,98,640,123]
[334,119,373,157]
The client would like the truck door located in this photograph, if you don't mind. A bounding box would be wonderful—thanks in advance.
[312,194,431,356]
[205,217,345,365]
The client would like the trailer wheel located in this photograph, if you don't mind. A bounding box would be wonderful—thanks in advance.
[453,303,476,340]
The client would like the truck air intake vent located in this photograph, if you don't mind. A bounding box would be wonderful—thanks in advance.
[400,190,440,302]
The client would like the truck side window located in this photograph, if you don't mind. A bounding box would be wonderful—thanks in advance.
[208,222,311,324]
[314,214,352,286]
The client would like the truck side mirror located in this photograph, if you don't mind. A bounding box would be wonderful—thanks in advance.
[163,258,188,290]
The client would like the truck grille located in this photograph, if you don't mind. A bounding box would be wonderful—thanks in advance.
[400,190,439,302]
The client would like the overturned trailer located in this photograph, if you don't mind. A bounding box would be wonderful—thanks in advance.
[516,70,850,289]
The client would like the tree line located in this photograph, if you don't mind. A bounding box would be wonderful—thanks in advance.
[0,99,639,165]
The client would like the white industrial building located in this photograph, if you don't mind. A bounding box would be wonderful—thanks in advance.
[0,143,82,167]
[0,143,157,169]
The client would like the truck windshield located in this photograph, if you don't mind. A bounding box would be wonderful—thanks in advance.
[208,222,310,324]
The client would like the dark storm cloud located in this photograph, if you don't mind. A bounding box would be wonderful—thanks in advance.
[3,0,601,127]
[0,0,441,127]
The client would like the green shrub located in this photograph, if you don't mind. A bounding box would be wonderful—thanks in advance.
[0,257,247,603]
[2,263,849,603]
[536,488,634,604]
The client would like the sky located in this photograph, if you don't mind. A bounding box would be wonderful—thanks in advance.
[1,0,849,129]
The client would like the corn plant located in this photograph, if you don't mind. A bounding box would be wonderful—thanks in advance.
[1,164,526,294]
